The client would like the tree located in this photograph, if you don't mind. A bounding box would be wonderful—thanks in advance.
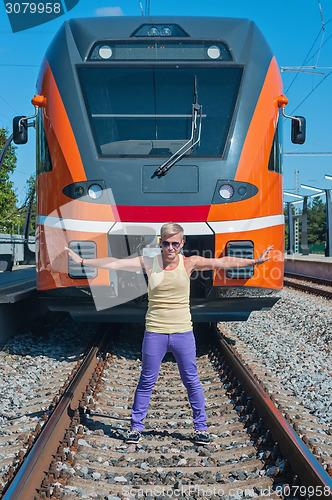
[0,128,18,232]
[0,128,36,235]
[306,197,326,245]
[285,197,326,251]
[20,175,36,236]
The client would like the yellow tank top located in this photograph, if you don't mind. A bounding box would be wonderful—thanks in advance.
[145,254,192,334]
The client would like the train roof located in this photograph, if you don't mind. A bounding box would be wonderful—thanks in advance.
[46,16,273,65]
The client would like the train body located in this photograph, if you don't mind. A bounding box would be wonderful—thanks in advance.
[34,16,285,322]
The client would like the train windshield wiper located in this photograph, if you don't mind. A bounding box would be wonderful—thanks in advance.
[154,76,202,177]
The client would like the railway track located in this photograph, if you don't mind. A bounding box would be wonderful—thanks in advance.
[0,314,94,497]
[1,324,331,499]
[284,273,332,299]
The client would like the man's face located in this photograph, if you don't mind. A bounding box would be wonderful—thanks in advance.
[160,232,184,259]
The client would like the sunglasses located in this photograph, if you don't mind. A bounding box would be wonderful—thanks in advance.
[161,240,181,249]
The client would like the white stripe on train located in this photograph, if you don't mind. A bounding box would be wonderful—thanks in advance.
[37,214,284,235]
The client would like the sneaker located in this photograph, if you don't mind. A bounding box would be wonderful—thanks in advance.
[126,430,141,444]
[193,430,210,445]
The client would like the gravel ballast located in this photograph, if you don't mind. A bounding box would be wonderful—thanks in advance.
[220,288,332,429]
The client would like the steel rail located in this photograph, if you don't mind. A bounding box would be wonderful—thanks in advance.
[2,327,108,500]
[283,278,332,299]
[212,324,332,495]
[284,272,332,287]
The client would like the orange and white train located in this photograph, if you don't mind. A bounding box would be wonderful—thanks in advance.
[16,16,305,322]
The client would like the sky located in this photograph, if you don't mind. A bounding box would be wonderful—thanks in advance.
[0,0,331,206]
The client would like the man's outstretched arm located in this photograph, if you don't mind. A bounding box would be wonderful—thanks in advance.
[64,246,145,272]
[189,245,273,271]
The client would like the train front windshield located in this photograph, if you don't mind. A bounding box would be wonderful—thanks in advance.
[78,67,243,158]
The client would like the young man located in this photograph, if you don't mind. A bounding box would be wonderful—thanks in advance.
[65,223,272,445]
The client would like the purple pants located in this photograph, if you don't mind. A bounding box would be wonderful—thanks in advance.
[131,330,208,432]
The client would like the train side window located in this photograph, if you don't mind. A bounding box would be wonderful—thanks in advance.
[36,115,53,175]
[268,118,282,174]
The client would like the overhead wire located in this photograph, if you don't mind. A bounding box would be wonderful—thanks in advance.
[289,70,332,115]
[315,26,325,67]
[0,95,20,116]
[0,111,12,127]
[285,29,322,94]
[304,18,332,67]
[315,0,326,67]
[0,63,39,67]
[285,3,330,94]
[285,2,332,114]
[318,0,325,29]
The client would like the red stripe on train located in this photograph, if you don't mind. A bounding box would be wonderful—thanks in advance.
[115,205,211,222]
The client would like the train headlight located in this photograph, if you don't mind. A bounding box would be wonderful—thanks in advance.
[88,184,103,200]
[148,27,159,36]
[160,27,172,36]
[207,45,221,59]
[98,45,112,59]
[74,185,85,197]
[219,184,234,199]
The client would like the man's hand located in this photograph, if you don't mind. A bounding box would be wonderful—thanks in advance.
[255,245,273,265]
[64,246,82,264]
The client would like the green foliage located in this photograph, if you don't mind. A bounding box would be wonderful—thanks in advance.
[0,128,18,232]
[22,175,36,235]
[285,196,328,251]
[0,128,36,235]
[306,197,326,245]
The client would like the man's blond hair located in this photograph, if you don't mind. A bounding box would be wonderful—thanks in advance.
[160,222,184,239]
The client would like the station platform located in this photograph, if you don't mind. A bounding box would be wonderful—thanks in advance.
[0,265,36,303]
[284,254,332,280]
